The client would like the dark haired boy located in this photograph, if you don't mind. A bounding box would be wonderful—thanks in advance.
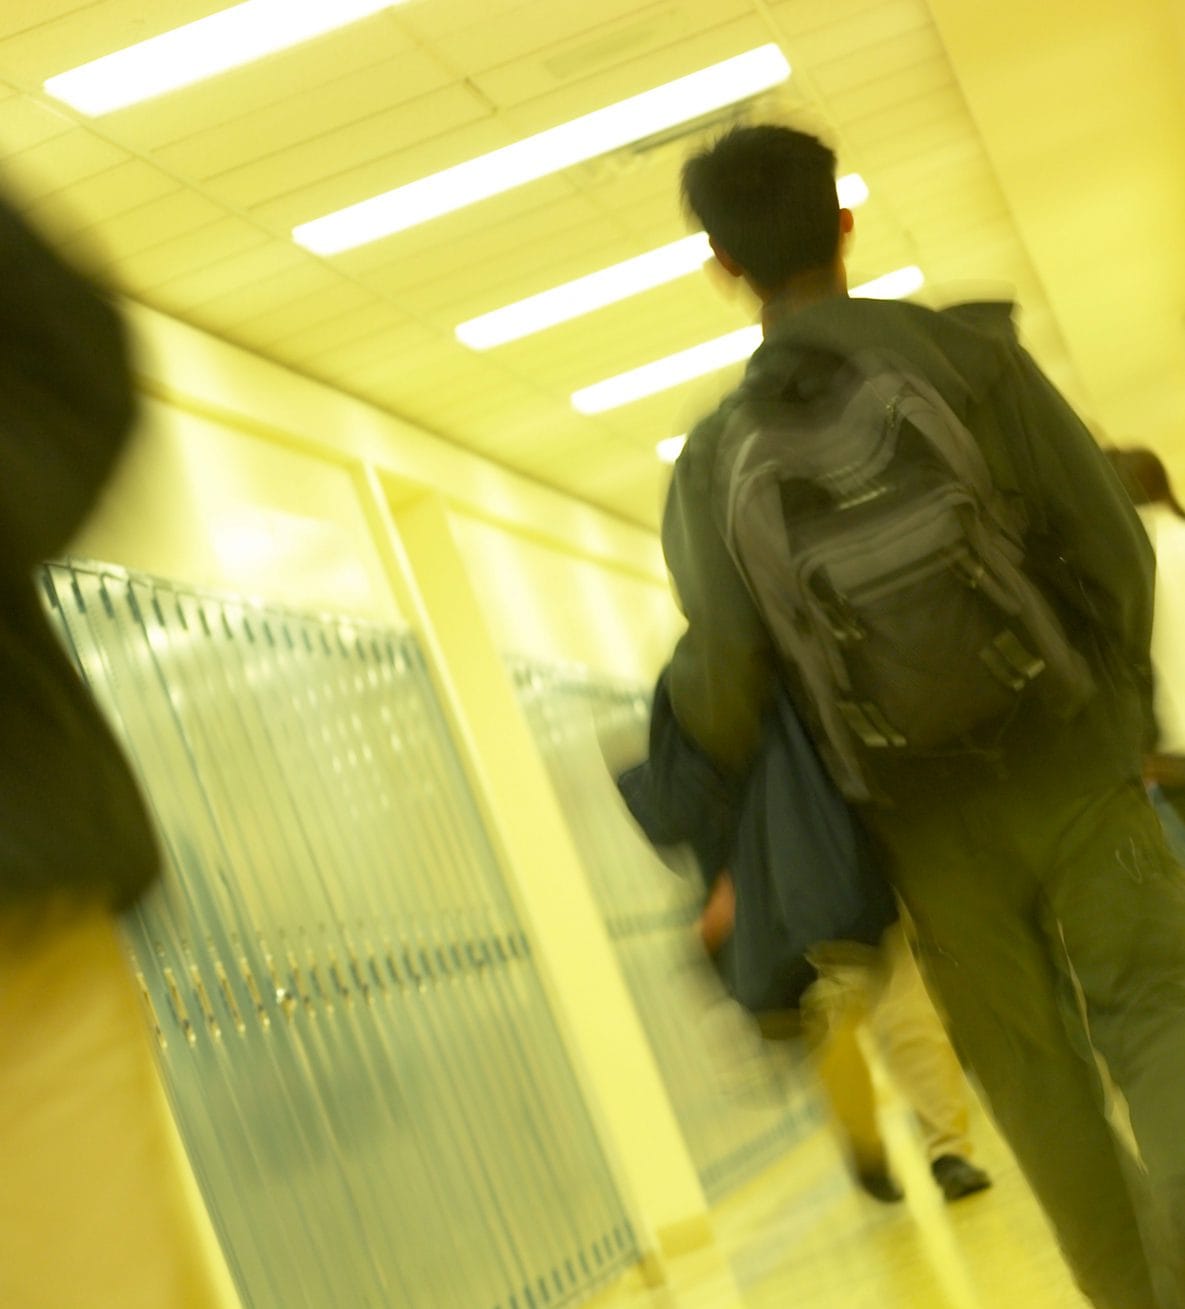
[660,124,1185,1309]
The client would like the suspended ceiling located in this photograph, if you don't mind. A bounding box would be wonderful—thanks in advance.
[1,0,1182,529]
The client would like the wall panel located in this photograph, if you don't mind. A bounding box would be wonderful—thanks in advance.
[449,511,681,685]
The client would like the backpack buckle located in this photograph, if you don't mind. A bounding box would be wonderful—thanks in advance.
[839,700,907,749]
[980,630,1046,690]
[822,598,864,644]
[953,554,987,589]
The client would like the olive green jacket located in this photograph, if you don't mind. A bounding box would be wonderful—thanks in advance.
[661,295,1154,804]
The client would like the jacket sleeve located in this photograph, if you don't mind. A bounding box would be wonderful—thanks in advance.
[1001,348,1154,675]
[0,191,139,576]
[616,669,744,884]
[661,416,777,775]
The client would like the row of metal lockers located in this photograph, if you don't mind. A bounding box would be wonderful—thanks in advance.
[41,559,819,1309]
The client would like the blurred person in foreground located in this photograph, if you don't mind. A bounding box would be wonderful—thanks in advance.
[658,124,1185,1308]
[0,186,220,1306]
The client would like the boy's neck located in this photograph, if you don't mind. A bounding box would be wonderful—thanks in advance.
[760,266,848,335]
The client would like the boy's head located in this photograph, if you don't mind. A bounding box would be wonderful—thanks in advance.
[681,125,849,296]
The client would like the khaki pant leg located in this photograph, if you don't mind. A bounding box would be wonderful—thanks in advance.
[0,906,229,1309]
[868,921,973,1162]
[801,947,887,1172]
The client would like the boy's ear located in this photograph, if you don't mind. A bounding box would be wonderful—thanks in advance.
[709,236,744,279]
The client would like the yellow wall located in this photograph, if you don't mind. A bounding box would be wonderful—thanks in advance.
[73,392,399,623]
[450,511,681,682]
[121,302,675,600]
[76,299,685,678]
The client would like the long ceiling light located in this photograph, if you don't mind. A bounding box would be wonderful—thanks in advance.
[657,434,689,463]
[573,326,762,414]
[572,266,925,414]
[458,234,713,350]
[455,174,868,351]
[44,0,402,116]
[851,264,924,300]
[293,44,792,255]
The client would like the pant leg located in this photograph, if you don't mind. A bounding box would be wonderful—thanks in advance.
[867,921,974,1162]
[1045,781,1185,1309]
[871,795,1161,1309]
[814,1016,888,1175]
[0,906,227,1309]
[800,950,888,1174]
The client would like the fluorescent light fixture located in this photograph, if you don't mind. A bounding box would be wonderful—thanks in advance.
[457,234,713,349]
[573,326,762,414]
[293,44,792,255]
[657,434,688,463]
[573,266,925,413]
[44,0,401,116]
[838,173,870,209]
[457,174,867,350]
[852,264,925,300]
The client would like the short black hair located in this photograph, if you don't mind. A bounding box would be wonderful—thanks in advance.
[681,125,840,288]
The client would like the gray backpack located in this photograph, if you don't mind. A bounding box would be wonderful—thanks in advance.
[713,349,1095,802]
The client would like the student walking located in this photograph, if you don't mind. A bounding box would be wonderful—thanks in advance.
[658,124,1185,1309]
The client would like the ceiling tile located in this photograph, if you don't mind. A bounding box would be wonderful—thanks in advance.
[139,234,304,308]
[0,90,74,154]
[770,0,896,39]
[58,187,227,265]
[351,183,599,297]
[464,0,752,107]
[206,87,490,212]
[97,217,271,296]
[821,55,953,122]
[776,0,932,68]
[0,2,225,82]
[838,85,969,150]
[150,49,454,180]
[409,0,667,79]
[25,157,180,227]
[476,12,776,140]
[0,3,101,45]
[189,261,348,331]
[4,125,129,197]
[267,302,424,367]
[221,85,498,224]
[229,282,383,352]
[391,0,537,45]
[305,319,443,380]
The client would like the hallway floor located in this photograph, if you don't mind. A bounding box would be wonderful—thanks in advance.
[596,1085,1088,1309]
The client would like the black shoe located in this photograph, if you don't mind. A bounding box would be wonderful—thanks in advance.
[931,1154,992,1202]
[856,1167,905,1203]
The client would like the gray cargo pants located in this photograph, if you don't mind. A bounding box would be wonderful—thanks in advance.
[870,777,1185,1309]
